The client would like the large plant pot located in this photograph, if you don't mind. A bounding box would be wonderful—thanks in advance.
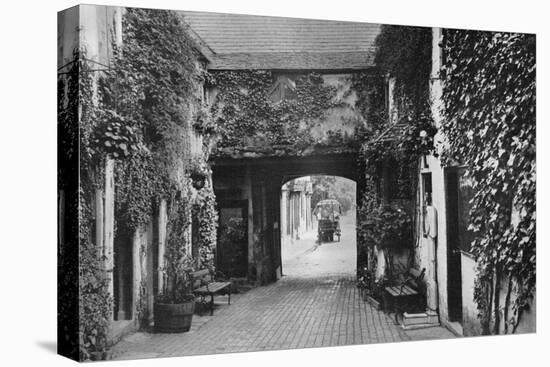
[154,301,195,333]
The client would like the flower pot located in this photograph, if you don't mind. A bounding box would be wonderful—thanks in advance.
[191,172,206,189]
[154,301,195,333]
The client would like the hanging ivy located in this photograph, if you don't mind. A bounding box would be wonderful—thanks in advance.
[61,8,218,359]
[209,70,361,154]
[58,51,113,361]
[440,30,536,334]
[98,8,203,234]
[58,52,87,360]
[356,25,434,262]
[192,178,219,270]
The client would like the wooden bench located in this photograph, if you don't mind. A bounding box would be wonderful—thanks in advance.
[190,269,232,316]
[384,267,426,323]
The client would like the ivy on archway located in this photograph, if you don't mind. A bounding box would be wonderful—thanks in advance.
[209,70,364,153]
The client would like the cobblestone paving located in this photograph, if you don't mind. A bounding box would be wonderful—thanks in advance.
[111,215,455,360]
[112,275,419,360]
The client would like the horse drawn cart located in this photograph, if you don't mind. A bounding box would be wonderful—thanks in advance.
[313,199,342,243]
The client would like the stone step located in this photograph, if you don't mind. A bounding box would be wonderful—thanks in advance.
[401,310,439,328]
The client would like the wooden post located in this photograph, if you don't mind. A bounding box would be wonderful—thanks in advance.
[132,228,141,321]
[95,189,104,253]
[103,158,115,320]
[157,199,167,293]
[58,190,65,252]
[246,166,254,278]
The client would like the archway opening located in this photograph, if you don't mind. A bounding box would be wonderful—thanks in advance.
[280,175,356,278]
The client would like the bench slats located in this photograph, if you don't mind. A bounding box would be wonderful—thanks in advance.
[385,285,419,296]
[194,281,231,295]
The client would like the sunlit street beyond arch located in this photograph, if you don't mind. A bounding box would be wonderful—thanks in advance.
[282,210,357,278]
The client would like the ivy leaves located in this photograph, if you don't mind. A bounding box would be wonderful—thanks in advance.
[360,204,412,252]
[91,111,141,159]
[210,71,348,153]
[95,8,203,231]
[441,30,535,333]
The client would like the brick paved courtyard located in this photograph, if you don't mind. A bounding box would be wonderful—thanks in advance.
[111,216,455,360]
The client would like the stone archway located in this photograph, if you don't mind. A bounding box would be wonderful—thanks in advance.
[212,153,367,285]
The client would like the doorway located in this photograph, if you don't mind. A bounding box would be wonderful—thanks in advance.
[113,230,133,321]
[445,167,474,323]
[217,200,249,278]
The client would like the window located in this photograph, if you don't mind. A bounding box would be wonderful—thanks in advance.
[268,76,297,103]
[385,75,397,124]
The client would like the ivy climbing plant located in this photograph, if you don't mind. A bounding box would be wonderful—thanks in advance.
[440,30,536,334]
[209,70,362,154]
[101,7,203,233]
[192,178,219,270]
[60,8,219,360]
[58,51,114,361]
[356,25,435,280]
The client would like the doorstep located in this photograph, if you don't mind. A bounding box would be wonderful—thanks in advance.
[400,310,440,329]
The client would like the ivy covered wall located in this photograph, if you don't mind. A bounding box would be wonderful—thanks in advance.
[355,25,435,289]
[207,71,372,158]
[440,29,536,335]
[58,6,219,361]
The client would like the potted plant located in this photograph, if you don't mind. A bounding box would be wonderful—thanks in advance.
[360,203,412,287]
[154,253,195,333]
[188,158,209,190]
[154,195,196,333]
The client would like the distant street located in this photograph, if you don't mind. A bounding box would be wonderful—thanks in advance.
[282,213,357,277]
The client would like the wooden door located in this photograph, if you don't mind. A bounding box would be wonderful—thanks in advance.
[445,168,463,322]
[217,200,249,277]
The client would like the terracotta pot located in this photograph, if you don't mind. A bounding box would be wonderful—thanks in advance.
[154,301,195,333]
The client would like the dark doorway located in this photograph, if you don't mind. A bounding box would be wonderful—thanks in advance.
[217,200,249,277]
[446,167,474,323]
[113,230,133,321]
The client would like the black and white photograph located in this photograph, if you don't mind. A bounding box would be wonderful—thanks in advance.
[55,2,538,362]
[2,1,546,366]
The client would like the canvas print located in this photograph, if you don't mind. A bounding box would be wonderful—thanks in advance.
[57,4,536,362]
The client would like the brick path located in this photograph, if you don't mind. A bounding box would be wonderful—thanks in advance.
[111,215,454,360]
[112,275,416,360]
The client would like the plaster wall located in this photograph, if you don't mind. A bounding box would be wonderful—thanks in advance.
[208,72,368,155]
[461,254,482,336]
[308,74,366,141]
[418,147,450,322]
[416,28,536,336]
[461,253,536,336]
[416,155,448,319]
[58,5,122,70]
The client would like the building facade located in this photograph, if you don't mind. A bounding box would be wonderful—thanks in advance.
[58,5,210,349]
[280,177,314,243]
[411,28,536,336]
